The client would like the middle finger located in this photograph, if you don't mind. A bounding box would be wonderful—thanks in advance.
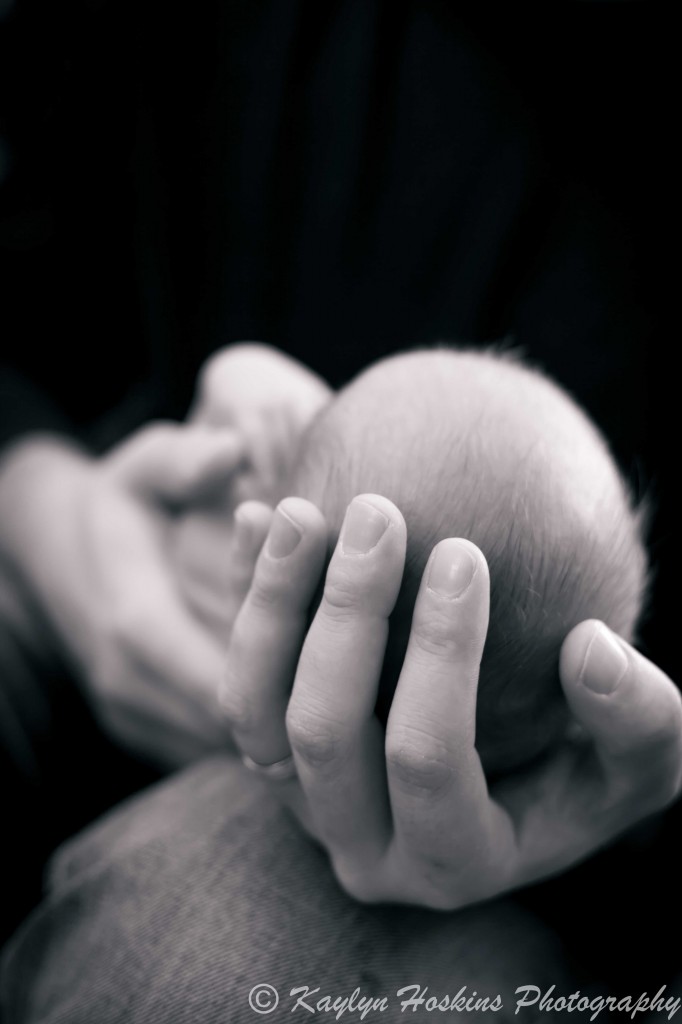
[286,494,406,867]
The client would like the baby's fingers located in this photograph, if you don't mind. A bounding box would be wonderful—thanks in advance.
[109,422,245,505]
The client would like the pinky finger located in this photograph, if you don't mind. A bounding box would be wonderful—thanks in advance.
[224,502,274,619]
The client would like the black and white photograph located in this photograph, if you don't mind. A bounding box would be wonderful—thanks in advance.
[0,2,679,1021]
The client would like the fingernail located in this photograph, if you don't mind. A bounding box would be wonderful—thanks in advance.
[427,539,476,598]
[340,500,389,554]
[580,624,629,694]
[266,508,302,559]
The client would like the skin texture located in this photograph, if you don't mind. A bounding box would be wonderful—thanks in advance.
[177,343,680,908]
[0,344,329,769]
[287,349,649,774]
[0,426,246,768]
[222,492,682,908]
[0,342,679,911]
[175,343,332,635]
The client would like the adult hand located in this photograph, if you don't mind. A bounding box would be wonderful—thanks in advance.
[221,493,682,908]
[0,424,249,769]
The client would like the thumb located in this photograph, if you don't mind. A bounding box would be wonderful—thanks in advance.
[108,422,245,505]
[560,619,682,810]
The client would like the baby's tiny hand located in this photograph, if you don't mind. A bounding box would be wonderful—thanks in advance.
[190,343,332,504]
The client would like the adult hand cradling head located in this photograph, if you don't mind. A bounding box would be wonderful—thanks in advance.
[219,347,682,908]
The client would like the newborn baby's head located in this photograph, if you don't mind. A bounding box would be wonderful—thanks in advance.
[286,348,647,777]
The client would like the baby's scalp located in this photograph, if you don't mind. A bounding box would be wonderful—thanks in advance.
[287,347,648,776]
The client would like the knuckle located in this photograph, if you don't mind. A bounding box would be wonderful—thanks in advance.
[319,569,364,625]
[319,569,360,614]
[286,704,346,769]
[247,574,284,612]
[409,611,460,661]
[385,729,454,796]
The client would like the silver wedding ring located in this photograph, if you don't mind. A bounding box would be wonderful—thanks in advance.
[241,752,297,781]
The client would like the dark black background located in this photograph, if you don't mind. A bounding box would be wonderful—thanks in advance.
[0,0,679,984]
[1,0,677,690]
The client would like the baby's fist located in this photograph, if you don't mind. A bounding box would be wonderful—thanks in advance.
[191,343,331,504]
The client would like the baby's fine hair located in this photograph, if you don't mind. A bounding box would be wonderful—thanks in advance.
[288,347,648,775]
